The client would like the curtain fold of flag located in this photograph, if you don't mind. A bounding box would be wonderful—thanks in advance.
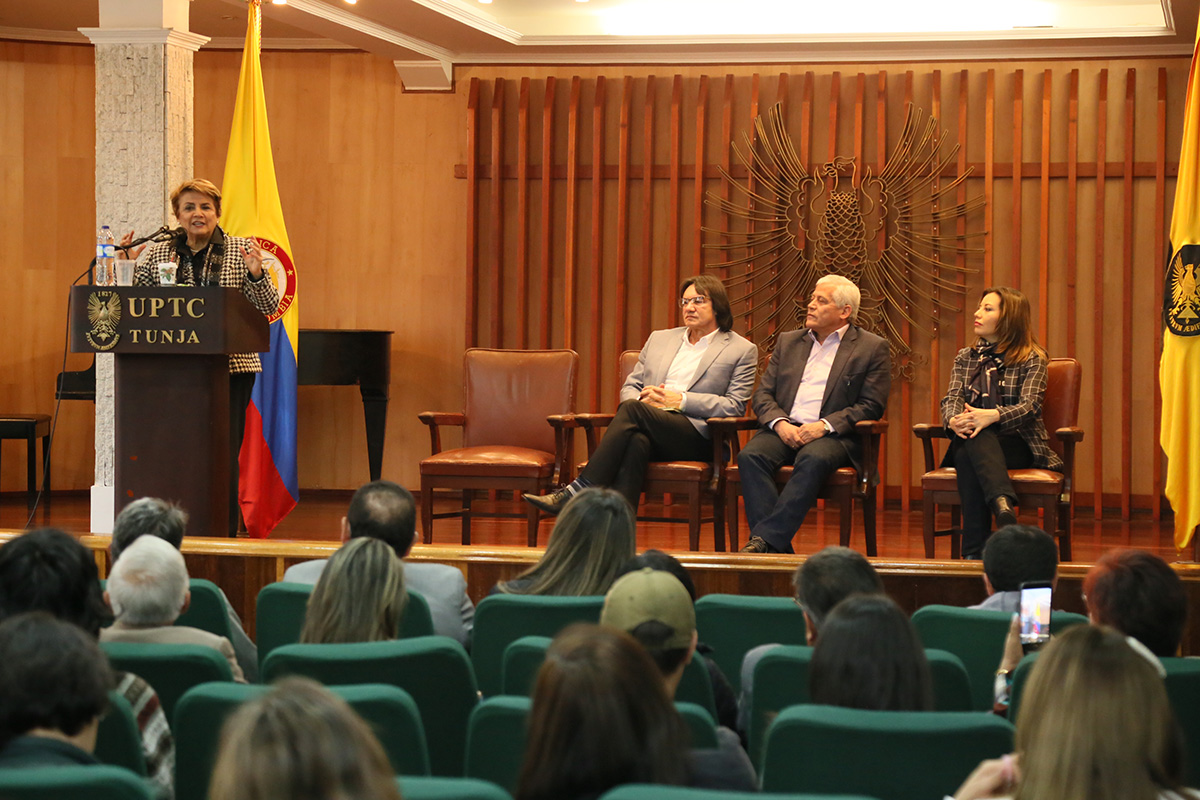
[222,0,299,538]
[1160,12,1200,551]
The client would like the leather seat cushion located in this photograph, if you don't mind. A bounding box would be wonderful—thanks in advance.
[725,465,856,486]
[421,446,556,478]
[921,467,1063,494]
[573,460,712,481]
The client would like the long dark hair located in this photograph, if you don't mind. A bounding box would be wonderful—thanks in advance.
[809,594,933,711]
[516,624,690,800]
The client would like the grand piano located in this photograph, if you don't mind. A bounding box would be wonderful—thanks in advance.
[57,328,393,482]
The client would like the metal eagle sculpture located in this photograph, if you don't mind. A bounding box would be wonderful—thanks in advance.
[704,102,985,380]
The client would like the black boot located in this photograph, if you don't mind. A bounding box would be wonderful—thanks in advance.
[991,496,1018,528]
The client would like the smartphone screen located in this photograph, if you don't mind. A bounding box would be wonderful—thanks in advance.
[1019,581,1053,652]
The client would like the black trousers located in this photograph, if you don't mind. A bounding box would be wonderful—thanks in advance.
[737,429,850,554]
[578,399,711,513]
[945,428,1033,556]
[229,372,255,536]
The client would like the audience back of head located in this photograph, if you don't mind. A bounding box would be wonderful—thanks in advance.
[1016,624,1186,800]
[0,612,113,753]
[981,524,1058,592]
[1083,549,1187,657]
[809,594,933,712]
[601,567,697,679]
[0,528,111,636]
[517,623,690,800]
[300,537,407,645]
[209,676,401,800]
[111,498,188,562]
[498,488,636,596]
[107,535,189,627]
[345,480,417,559]
[793,546,884,642]
[615,549,697,600]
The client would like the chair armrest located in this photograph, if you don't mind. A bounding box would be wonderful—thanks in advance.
[546,415,583,430]
[911,423,948,473]
[1054,427,1085,443]
[706,417,759,434]
[568,413,616,456]
[853,419,887,492]
[855,419,889,435]
[417,412,465,455]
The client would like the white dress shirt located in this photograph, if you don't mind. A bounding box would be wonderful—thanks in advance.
[663,328,718,411]
[769,324,850,432]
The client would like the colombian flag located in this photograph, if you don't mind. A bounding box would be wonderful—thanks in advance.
[1160,10,1200,551]
[222,0,299,538]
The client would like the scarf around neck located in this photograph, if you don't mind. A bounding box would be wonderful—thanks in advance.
[966,342,1004,409]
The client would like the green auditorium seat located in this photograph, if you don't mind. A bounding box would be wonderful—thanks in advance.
[471,594,604,696]
[694,594,807,694]
[173,681,430,800]
[94,690,147,776]
[602,787,880,800]
[926,648,974,711]
[174,579,234,640]
[261,637,478,776]
[399,776,513,800]
[0,765,153,800]
[675,652,718,719]
[464,696,531,793]
[255,580,435,671]
[101,641,233,723]
[761,706,1015,799]
[675,701,719,748]
[500,635,553,695]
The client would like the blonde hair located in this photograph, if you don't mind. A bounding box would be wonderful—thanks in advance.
[1014,625,1187,800]
[499,489,636,596]
[170,179,222,218]
[208,677,401,800]
[979,286,1046,364]
[300,538,406,644]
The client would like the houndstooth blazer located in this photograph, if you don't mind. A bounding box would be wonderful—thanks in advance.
[940,344,1063,471]
[135,227,279,374]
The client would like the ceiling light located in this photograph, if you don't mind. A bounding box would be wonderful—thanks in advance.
[478,0,493,4]
[270,0,286,5]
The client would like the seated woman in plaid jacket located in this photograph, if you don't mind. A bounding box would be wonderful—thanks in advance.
[938,287,1062,559]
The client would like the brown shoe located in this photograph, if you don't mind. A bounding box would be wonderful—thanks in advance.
[522,487,572,515]
[740,536,776,554]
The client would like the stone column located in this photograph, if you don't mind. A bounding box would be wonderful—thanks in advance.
[80,0,207,532]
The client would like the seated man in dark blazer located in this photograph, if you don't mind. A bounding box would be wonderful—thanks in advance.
[739,274,890,554]
[524,275,757,515]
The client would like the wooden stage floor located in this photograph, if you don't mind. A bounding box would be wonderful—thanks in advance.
[0,490,1188,563]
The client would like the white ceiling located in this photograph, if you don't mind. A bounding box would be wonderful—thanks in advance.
[1,0,1196,88]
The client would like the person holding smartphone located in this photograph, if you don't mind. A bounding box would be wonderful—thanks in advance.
[938,287,1062,559]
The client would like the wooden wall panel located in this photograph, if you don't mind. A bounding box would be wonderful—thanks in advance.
[0,48,1190,522]
[460,60,1189,516]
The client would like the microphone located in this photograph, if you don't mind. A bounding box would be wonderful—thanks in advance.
[121,225,184,250]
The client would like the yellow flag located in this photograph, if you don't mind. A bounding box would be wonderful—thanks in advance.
[1161,12,1200,551]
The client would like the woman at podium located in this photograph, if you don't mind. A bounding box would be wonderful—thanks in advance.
[120,178,279,535]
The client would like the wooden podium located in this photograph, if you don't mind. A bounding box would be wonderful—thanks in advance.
[70,286,269,536]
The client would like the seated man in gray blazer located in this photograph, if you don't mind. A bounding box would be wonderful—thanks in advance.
[739,274,891,554]
[524,275,757,515]
[283,480,474,646]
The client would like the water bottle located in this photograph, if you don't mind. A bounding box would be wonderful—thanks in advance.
[96,225,116,286]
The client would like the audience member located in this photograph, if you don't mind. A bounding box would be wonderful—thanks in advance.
[0,613,113,768]
[300,537,407,644]
[208,677,402,800]
[494,488,636,596]
[0,529,174,798]
[101,536,245,682]
[738,545,885,731]
[809,594,933,711]
[1083,549,1188,657]
[112,497,258,680]
[516,623,692,800]
[613,551,739,732]
[971,524,1058,613]
[600,568,756,791]
[284,480,474,645]
[955,624,1198,800]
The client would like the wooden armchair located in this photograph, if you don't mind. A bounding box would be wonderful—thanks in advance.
[912,357,1083,560]
[418,349,578,546]
[712,417,888,555]
[549,351,727,551]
